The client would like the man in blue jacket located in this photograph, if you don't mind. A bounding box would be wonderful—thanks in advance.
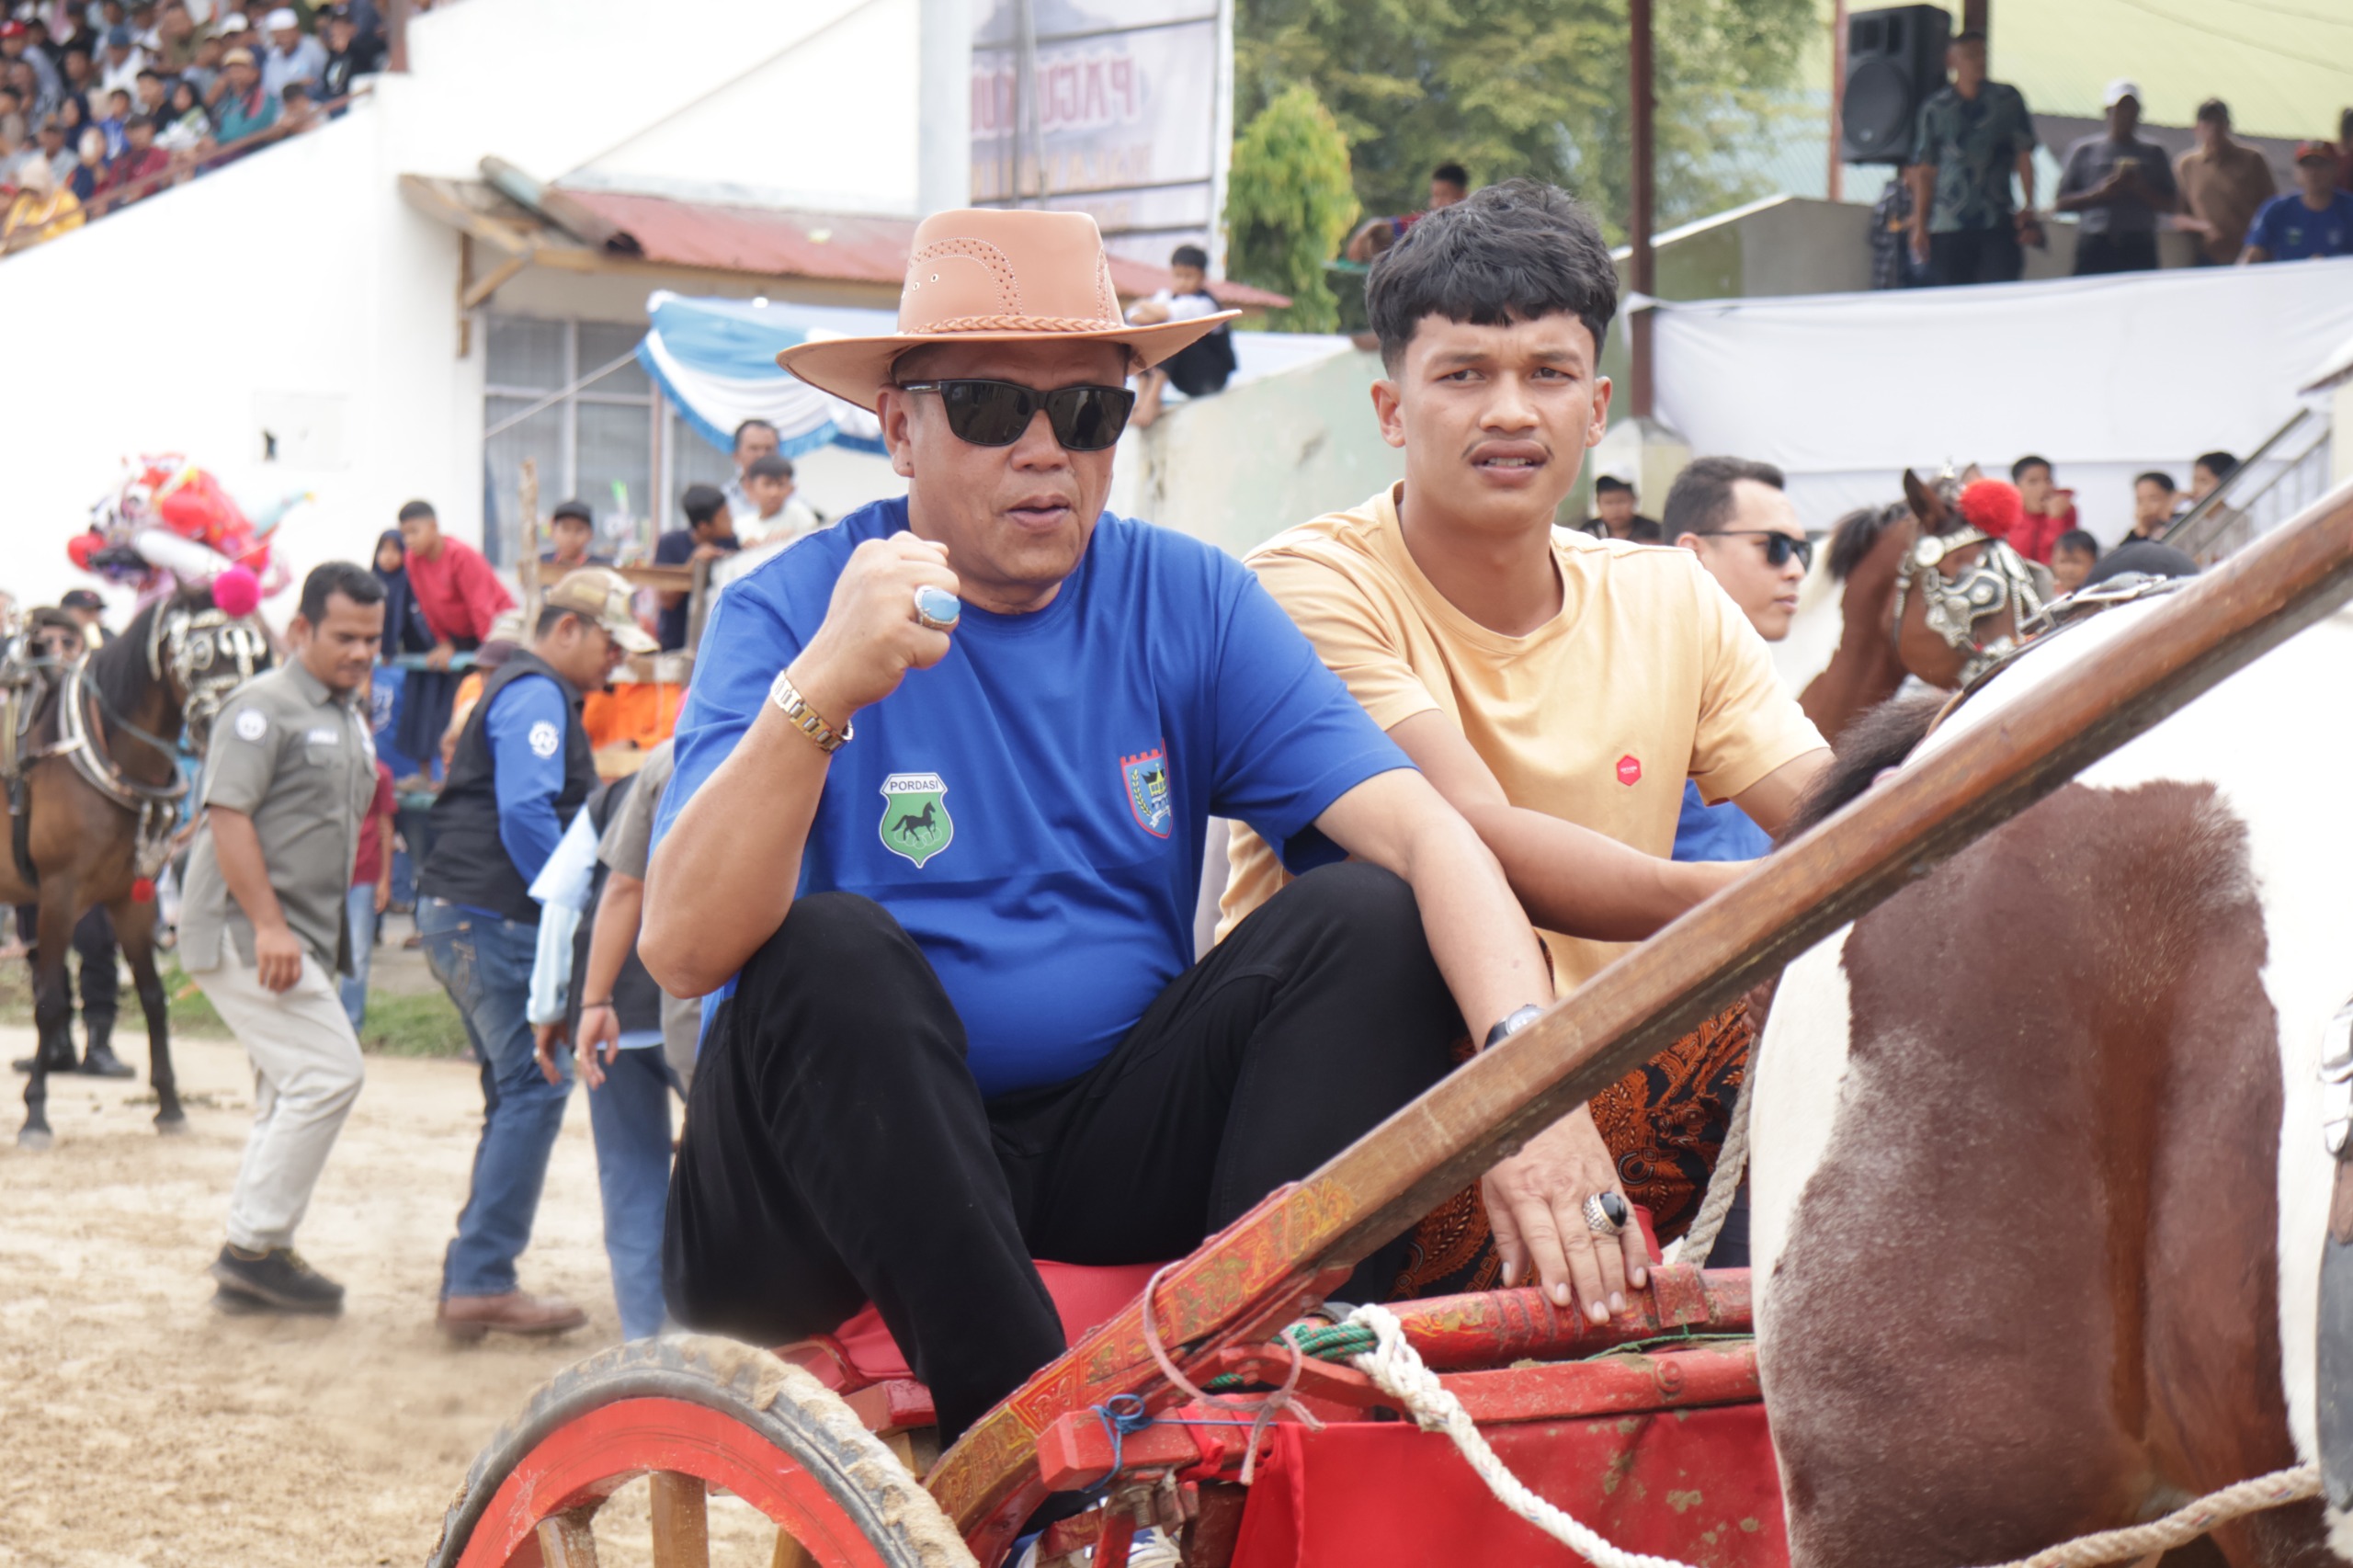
[643,210,1665,1445]
[419,566,651,1340]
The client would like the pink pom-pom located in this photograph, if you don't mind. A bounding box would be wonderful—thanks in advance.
[210,564,262,619]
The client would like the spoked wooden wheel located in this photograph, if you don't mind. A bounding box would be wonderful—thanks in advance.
[429,1335,978,1568]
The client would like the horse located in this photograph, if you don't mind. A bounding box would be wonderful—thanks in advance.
[1798,468,2047,746]
[6,584,269,1149]
[1746,585,2350,1567]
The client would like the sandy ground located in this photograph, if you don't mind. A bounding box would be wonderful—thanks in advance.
[0,1020,783,1568]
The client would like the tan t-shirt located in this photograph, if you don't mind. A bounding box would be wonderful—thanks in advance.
[1218,484,1824,991]
[2176,141,2277,264]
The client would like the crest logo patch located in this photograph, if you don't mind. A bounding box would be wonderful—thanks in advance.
[1616,754,1643,786]
[528,720,562,759]
[232,709,267,743]
[1122,747,1172,838]
[879,772,953,868]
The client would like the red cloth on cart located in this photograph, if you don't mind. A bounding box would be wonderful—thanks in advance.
[1230,1403,1787,1568]
[829,1260,1163,1383]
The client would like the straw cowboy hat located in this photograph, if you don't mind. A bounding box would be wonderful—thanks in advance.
[777,209,1239,412]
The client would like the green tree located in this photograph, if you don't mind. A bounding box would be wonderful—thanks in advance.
[1236,0,1817,244]
[1223,83,1362,332]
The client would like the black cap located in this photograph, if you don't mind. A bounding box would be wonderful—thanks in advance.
[551,498,594,525]
[61,589,105,611]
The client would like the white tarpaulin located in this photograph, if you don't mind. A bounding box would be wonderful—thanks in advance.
[1652,256,2353,543]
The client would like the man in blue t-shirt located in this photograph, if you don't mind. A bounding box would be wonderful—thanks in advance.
[643,210,1585,1443]
[653,483,739,651]
[2242,142,2353,264]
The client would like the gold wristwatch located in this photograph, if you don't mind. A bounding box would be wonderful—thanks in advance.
[768,670,851,754]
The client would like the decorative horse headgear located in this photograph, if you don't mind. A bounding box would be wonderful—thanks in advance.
[148,599,269,755]
[1891,470,2047,687]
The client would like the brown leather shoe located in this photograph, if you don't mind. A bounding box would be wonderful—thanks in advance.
[436,1290,588,1342]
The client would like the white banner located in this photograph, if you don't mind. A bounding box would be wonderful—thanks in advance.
[971,0,1230,267]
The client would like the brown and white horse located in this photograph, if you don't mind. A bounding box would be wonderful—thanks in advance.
[1749,590,2350,1567]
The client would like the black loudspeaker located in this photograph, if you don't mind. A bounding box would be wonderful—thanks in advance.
[1841,5,1953,165]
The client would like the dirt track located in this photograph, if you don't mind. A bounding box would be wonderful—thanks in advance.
[0,1025,779,1567]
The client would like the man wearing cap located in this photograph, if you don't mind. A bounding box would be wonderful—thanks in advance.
[540,498,611,571]
[419,567,651,1341]
[59,587,112,650]
[2241,142,2353,264]
[258,6,319,104]
[2055,80,2179,275]
[210,41,276,141]
[646,210,1649,1445]
[97,23,145,97]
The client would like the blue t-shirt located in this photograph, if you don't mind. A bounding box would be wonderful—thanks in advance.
[1671,778,1772,864]
[655,499,1412,1096]
[485,673,570,885]
[2248,190,2353,261]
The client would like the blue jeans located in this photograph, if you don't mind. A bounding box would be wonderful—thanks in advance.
[339,884,378,1032]
[588,1045,681,1339]
[418,897,572,1299]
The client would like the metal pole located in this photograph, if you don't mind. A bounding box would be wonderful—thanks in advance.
[1827,0,1847,202]
[1628,0,1655,419]
[1963,0,1989,40]
[917,0,972,216]
[1014,0,1042,206]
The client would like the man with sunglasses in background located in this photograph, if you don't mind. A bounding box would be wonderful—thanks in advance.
[1664,457,1813,863]
[1222,183,1830,1265]
[642,209,1699,1451]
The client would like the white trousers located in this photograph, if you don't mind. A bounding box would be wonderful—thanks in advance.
[194,952,367,1252]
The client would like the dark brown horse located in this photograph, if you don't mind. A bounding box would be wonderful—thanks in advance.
[7,585,268,1148]
[1799,470,2046,746]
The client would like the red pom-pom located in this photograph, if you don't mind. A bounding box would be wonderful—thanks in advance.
[1959,478,2025,541]
[210,564,262,619]
[130,877,155,903]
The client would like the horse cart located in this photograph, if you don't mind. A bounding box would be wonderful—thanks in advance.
[427,481,2353,1568]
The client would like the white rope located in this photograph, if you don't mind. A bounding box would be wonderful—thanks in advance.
[1676,1074,1752,1267]
[1341,1301,2318,1568]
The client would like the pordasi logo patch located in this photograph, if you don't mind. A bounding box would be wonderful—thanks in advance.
[879,772,953,868]
[1122,748,1172,838]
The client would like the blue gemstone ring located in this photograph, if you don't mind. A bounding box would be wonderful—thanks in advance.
[912,585,961,632]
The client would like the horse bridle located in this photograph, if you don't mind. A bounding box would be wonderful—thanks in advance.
[149,600,271,755]
[1890,522,2048,687]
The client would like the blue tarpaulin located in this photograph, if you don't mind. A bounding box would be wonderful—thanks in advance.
[635,290,892,459]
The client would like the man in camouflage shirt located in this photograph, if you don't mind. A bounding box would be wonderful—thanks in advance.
[1904,29,2040,287]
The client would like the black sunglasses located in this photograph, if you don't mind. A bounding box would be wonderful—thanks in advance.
[895,379,1136,452]
[1712,529,1814,572]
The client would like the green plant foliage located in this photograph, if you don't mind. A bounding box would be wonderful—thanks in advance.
[1224,83,1362,332]
[1236,0,1817,244]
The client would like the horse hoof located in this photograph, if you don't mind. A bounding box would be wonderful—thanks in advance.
[154,1115,189,1136]
[17,1127,53,1151]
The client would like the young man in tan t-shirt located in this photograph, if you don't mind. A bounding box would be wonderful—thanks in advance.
[1222,178,1831,1295]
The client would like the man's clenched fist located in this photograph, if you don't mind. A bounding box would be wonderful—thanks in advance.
[788,532,961,722]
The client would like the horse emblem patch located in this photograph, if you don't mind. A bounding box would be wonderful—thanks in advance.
[879,772,953,869]
[1122,748,1173,838]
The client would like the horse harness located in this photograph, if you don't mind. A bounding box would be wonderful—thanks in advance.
[1890,521,2049,687]
[0,603,269,886]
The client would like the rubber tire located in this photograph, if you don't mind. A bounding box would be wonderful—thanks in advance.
[428,1334,978,1568]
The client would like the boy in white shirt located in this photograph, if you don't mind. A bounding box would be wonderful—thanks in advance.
[1126,243,1235,427]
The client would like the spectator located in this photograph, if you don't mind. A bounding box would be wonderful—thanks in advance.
[210,45,276,142]
[1345,160,1471,262]
[2242,142,2353,264]
[2054,80,2178,276]
[2175,99,2274,267]
[529,738,692,1341]
[93,110,165,205]
[151,2,199,73]
[734,454,820,547]
[96,23,144,97]
[32,109,72,181]
[369,528,438,655]
[1868,171,1931,289]
[2129,471,2177,540]
[2181,449,2253,563]
[131,63,165,122]
[0,20,62,110]
[180,28,222,100]
[394,499,516,669]
[1127,242,1238,429]
[719,417,779,525]
[340,751,394,1032]
[417,569,650,1343]
[277,76,316,131]
[2,154,82,247]
[1904,28,2038,287]
[319,9,381,103]
[1665,456,1810,864]
[2007,455,2075,564]
[2050,528,2100,594]
[95,84,128,157]
[1585,474,1661,542]
[2083,538,2197,588]
[258,6,321,104]
[653,483,738,652]
[67,123,103,200]
[540,498,609,569]
[58,43,95,114]
[159,74,206,146]
[181,561,384,1315]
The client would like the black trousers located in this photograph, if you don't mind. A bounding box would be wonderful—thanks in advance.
[1928,226,2023,287]
[665,861,1462,1440]
[18,905,119,1024]
[2075,232,2159,275]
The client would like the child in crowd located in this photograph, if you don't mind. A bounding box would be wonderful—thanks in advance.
[1125,242,1236,428]
[2008,454,2075,564]
[2050,528,2100,594]
[736,453,820,548]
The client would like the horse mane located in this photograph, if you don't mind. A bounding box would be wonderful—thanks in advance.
[1826,503,1904,583]
[1778,688,1946,842]
[88,585,214,721]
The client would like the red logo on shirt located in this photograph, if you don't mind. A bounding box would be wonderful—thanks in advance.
[1616,755,1643,786]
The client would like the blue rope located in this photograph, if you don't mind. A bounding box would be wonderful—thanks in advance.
[1086,1393,1279,1491]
